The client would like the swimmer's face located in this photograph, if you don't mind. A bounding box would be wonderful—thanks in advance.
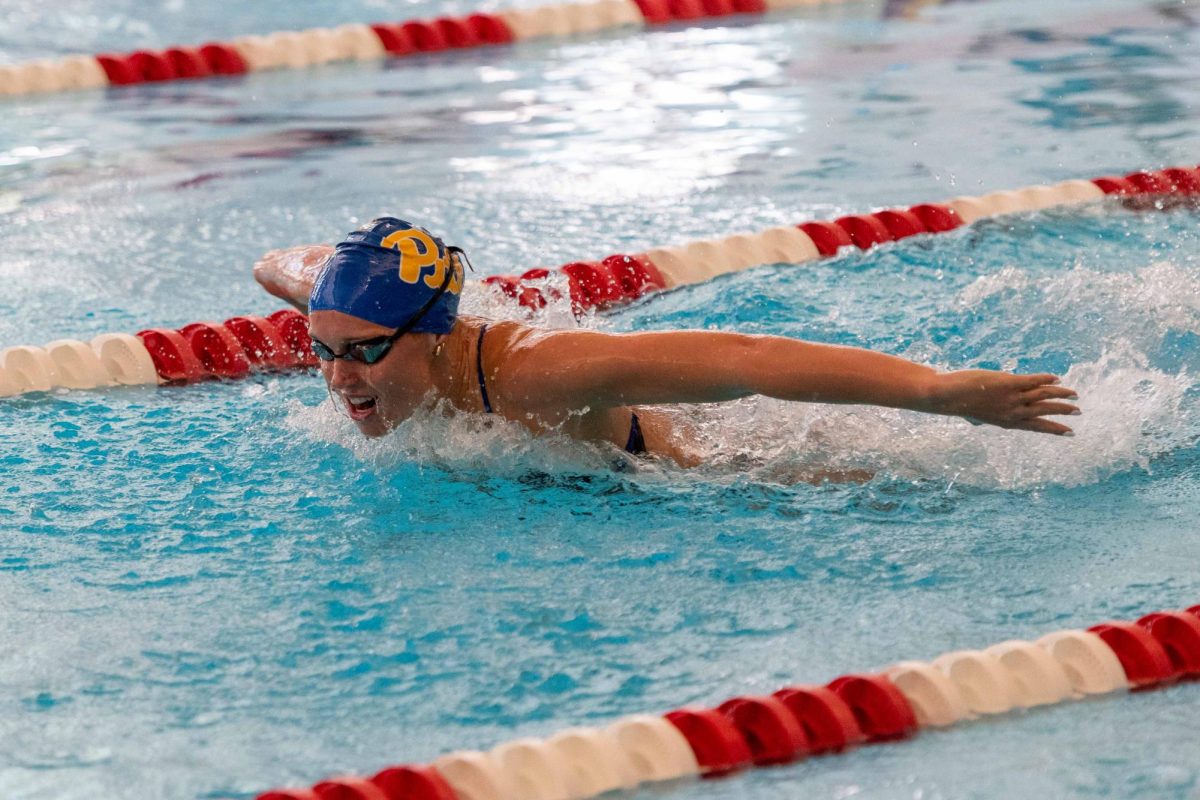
[308,310,439,438]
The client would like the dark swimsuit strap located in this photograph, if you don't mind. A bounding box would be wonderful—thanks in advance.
[476,324,493,414]
[477,322,645,455]
[625,412,647,455]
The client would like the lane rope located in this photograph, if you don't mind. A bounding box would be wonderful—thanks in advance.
[0,0,857,99]
[254,604,1200,799]
[1,164,1197,398]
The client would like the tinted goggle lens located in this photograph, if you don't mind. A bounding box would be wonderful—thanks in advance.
[311,339,336,361]
[310,337,393,365]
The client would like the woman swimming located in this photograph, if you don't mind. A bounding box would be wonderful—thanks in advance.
[254,217,1079,464]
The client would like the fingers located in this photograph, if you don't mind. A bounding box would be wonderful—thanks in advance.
[1014,417,1074,436]
[1017,400,1080,419]
[1016,372,1062,390]
[1020,385,1078,403]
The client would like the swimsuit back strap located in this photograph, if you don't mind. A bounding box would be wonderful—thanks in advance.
[476,324,493,414]
[625,412,647,454]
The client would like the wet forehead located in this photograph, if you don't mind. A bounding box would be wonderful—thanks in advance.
[308,309,393,346]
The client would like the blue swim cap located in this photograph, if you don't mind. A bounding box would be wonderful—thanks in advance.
[308,217,465,334]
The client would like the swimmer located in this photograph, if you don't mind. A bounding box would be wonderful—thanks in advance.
[255,217,1079,465]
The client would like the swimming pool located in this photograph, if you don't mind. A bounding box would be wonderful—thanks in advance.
[2,0,1200,797]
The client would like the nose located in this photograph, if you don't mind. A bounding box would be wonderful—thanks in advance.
[325,357,366,390]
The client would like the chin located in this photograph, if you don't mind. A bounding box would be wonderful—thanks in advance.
[354,417,391,438]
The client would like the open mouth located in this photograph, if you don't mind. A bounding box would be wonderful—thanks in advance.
[343,395,378,421]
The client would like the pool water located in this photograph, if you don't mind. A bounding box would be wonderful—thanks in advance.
[2,0,1200,798]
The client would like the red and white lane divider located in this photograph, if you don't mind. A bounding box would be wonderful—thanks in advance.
[254,604,1200,800]
[1,164,1197,399]
[0,0,856,98]
[0,309,315,398]
[480,164,1200,309]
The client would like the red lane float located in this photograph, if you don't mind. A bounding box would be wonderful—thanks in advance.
[603,254,665,298]
[132,311,316,384]
[825,675,917,741]
[561,261,624,309]
[402,21,450,52]
[224,315,297,369]
[1092,175,1136,195]
[908,202,963,232]
[93,43,247,88]
[484,252,665,315]
[798,220,855,256]
[178,322,252,378]
[95,54,140,86]
[1160,167,1200,194]
[664,708,752,776]
[466,14,515,44]
[135,328,207,383]
[716,695,810,765]
[873,208,927,240]
[370,766,458,800]
[310,778,389,800]
[1137,612,1200,676]
[633,0,766,24]
[268,309,320,367]
[434,18,477,49]
[772,685,865,754]
[834,214,894,250]
[371,24,417,55]
[1087,622,1176,688]
[1123,171,1173,195]
[632,0,672,23]
[129,50,175,82]
[200,42,248,75]
[165,48,211,79]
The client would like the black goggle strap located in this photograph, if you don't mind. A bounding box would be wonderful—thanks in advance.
[350,255,458,361]
[386,255,457,341]
[447,245,474,274]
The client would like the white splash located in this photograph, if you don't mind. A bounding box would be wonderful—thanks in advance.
[284,396,634,478]
[460,271,593,330]
[682,341,1193,490]
[957,261,1200,340]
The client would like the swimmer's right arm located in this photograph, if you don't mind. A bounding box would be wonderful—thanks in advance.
[252,244,333,313]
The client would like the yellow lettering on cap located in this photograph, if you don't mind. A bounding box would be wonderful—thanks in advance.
[380,229,447,286]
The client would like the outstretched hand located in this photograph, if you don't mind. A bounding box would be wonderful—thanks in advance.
[924,370,1079,435]
[252,244,333,313]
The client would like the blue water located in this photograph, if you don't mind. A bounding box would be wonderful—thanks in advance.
[2,0,1200,798]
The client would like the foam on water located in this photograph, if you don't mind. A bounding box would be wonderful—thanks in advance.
[286,397,628,478]
[956,260,1200,355]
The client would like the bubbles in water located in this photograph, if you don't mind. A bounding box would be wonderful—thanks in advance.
[459,271,585,331]
[284,396,632,480]
[956,260,1200,354]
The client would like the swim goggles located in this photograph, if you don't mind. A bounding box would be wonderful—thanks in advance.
[309,247,469,365]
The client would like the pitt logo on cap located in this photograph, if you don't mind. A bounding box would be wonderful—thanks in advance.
[380,228,461,294]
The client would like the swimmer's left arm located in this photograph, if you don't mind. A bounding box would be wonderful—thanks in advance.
[253,244,334,313]
[503,330,1079,435]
